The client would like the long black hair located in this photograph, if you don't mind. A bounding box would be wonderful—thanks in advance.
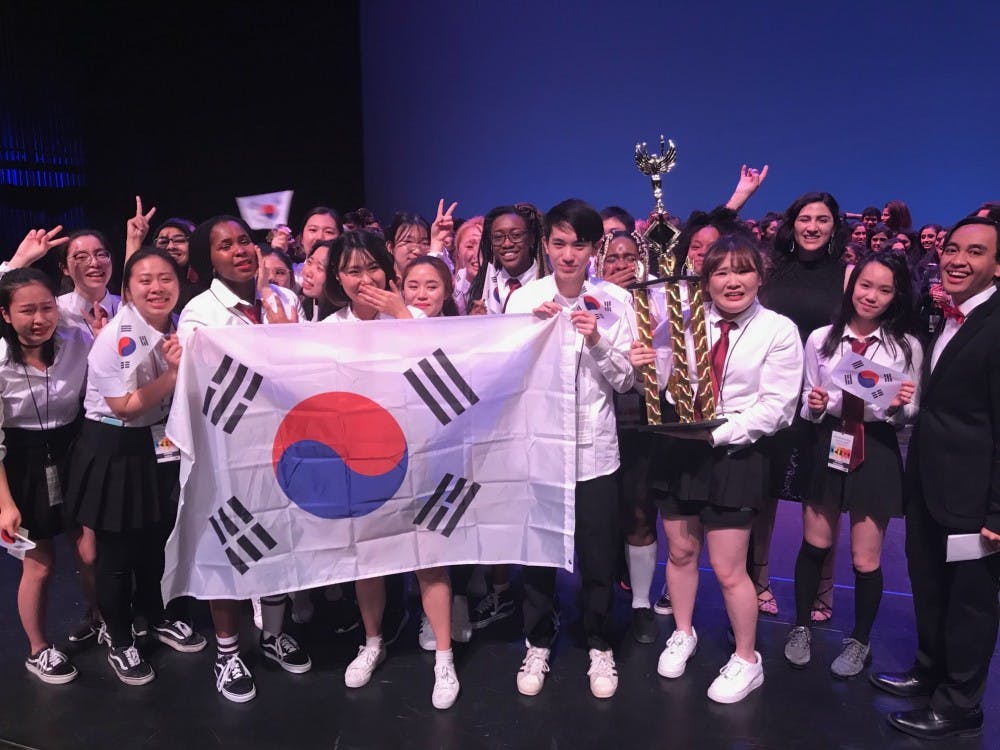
[323,230,396,308]
[0,268,59,366]
[820,251,915,370]
[467,203,548,303]
[771,192,845,272]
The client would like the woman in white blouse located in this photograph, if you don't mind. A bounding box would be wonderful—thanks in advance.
[630,235,803,705]
[0,268,90,685]
[784,252,919,678]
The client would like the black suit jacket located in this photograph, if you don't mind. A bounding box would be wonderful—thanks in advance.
[906,289,1000,532]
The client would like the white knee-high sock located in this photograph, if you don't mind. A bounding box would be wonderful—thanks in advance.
[627,542,657,609]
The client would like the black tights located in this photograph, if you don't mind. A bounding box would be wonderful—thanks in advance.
[95,524,169,647]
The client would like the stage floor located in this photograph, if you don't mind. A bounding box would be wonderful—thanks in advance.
[1,500,997,750]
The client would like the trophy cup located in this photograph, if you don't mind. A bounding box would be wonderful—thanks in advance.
[630,136,726,432]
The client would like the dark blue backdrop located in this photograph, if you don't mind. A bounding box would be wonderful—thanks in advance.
[361,1,1000,227]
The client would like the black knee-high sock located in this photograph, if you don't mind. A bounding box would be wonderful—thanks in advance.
[794,541,831,627]
[850,567,883,644]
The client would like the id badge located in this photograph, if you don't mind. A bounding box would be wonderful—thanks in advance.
[44,460,63,507]
[576,409,594,446]
[151,423,181,463]
[827,430,854,473]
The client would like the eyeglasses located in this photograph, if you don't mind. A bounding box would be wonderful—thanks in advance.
[491,229,527,245]
[69,250,112,264]
[155,235,189,247]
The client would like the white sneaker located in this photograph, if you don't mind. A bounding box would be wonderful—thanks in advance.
[418,614,436,652]
[707,651,764,704]
[587,649,618,699]
[657,628,698,678]
[344,642,386,688]
[432,661,460,709]
[516,646,551,696]
[451,595,472,643]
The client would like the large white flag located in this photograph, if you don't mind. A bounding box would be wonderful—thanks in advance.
[162,315,578,601]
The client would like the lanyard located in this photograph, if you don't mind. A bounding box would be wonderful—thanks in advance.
[20,363,53,459]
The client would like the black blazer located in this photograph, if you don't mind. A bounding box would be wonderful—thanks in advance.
[906,289,1000,532]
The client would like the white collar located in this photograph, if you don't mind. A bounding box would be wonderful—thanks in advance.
[957,284,997,316]
[68,288,118,315]
[844,323,885,343]
[209,277,257,308]
[707,299,760,328]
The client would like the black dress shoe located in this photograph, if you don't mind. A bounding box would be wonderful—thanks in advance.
[869,669,936,697]
[631,607,657,644]
[888,707,983,740]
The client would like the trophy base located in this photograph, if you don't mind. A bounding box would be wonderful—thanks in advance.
[636,418,727,434]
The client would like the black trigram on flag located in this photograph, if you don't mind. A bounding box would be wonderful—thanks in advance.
[202,355,263,434]
[414,474,481,537]
[403,349,479,426]
[208,496,277,575]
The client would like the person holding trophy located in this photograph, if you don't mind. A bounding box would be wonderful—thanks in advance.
[630,235,802,703]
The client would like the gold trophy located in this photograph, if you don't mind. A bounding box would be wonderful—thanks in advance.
[630,136,725,431]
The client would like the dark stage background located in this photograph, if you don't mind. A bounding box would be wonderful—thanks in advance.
[0,2,364,255]
[360,0,1000,228]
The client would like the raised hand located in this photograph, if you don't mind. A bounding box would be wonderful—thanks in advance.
[126,196,157,259]
[430,198,458,255]
[726,164,770,211]
[9,226,69,269]
[162,334,183,372]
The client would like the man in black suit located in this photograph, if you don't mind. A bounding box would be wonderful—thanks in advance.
[870,216,1000,740]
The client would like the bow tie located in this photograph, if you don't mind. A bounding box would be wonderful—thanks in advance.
[940,304,965,324]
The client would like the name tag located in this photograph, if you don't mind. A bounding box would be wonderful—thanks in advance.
[151,423,181,463]
[827,430,854,473]
[45,461,63,507]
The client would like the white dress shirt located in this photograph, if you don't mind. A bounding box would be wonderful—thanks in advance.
[484,264,539,315]
[802,324,922,425]
[930,285,996,371]
[0,325,89,429]
[324,304,426,322]
[177,278,304,346]
[57,288,121,344]
[84,308,172,428]
[506,275,637,481]
[654,300,802,448]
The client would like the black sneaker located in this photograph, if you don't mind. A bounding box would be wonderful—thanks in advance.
[632,607,658,644]
[382,608,411,647]
[469,589,515,630]
[68,617,101,643]
[215,654,256,703]
[653,592,673,616]
[153,620,208,653]
[260,632,312,674]
[96,622,112,648]
[131,614,149,638]
[25,646,78,685]
[330,598,362,635]
[107,644,155,686]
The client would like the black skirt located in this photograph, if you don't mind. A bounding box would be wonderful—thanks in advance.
[806,415,904,518]
[66,420,179,533]
[766,411,818,503]
[3,422,80,540]
[646,404,770,511]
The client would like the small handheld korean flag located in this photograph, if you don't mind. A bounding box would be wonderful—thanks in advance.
[116,304,164,390]
[576,283,626,329]
[235,190,294,230]
[829,351,906,411]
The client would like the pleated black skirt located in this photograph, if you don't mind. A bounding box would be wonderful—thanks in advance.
[66,420,179,533]
[766,411,818,503]
[806,415,904,518]
[3,421,80,540]
[646,404,770,511]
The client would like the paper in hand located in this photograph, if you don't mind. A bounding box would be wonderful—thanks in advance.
[946,533,1000,562]
[1,527,36,560]
[829,352,906,411]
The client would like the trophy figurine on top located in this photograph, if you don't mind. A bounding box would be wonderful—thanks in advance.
[629,135,726,432]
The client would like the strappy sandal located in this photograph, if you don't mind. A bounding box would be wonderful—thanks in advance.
[751,562,779,616]
[810,578,834,623]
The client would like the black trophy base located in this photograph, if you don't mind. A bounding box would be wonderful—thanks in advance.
[637,418,727,434]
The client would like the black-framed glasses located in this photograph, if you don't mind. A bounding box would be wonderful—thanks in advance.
[155,235,189,247]
[491,229,527,245]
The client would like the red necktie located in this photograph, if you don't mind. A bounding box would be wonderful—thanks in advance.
[237,301,262,325]
[842,337,874,470]
[502,277,521,313]
[709,319,735,404]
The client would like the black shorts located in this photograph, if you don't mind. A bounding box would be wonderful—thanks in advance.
[658,497,756,528]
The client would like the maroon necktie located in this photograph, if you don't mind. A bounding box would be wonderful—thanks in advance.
[709,319,735,404]
[237,301,262,324]
[502,277,521,313]
[842,337,874,470]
